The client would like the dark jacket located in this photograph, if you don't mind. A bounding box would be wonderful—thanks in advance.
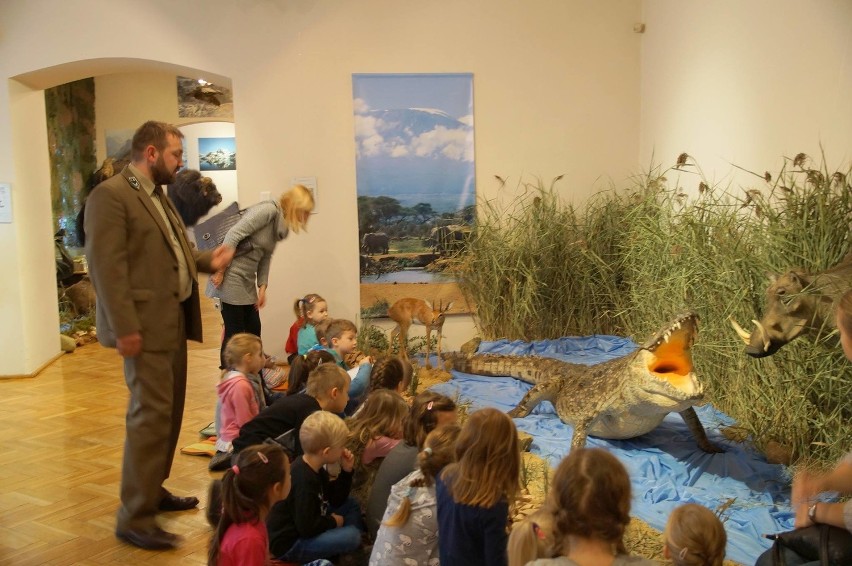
[267,456,353,557]
[231,393,320,455]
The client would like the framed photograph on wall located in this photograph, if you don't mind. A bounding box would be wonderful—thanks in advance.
[198,137,237,171]
[352,73,475,318]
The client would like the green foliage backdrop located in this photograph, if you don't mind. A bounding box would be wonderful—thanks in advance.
[451,153,851,466]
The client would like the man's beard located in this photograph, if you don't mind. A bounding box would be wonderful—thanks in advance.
[152,156,177,185]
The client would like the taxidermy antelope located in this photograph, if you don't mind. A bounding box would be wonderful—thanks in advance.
[388,298,453,368]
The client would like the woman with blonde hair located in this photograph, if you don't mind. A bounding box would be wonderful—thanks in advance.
[209,184,314,368]
[436,407,521,566]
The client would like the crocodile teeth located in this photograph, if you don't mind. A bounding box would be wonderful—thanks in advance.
[664,331,671,343]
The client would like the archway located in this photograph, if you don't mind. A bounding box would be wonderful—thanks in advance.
[4,58,234,377]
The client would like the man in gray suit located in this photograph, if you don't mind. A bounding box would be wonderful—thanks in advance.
[85,121,228,550]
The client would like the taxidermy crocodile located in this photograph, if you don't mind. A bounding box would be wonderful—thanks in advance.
[448,313,722,453]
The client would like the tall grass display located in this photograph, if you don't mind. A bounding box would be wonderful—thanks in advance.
[453,154,851,466]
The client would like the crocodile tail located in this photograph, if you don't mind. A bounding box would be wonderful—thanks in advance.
[448,353,554,384]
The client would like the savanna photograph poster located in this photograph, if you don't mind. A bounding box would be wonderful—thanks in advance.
[352,73,475,318]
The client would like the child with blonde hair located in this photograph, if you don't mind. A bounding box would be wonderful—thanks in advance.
[208,443,290,566]
[528,447,654,566]
[663,503,726,566]
[370,423,462,565]
[347,389,409,465]
[345,389,409,507]
[210,333,266,471]
[296,294,329,355]
[437,407,521,566]
[366,391,458,538]
[267,410,365,564]
[508,506,559,566]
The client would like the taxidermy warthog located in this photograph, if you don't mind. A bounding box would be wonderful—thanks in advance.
[730,257,852,357]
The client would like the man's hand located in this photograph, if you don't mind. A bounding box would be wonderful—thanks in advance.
[340,448,355,473]
[331,513,344,528]
[211,245,235,272]
[256,285,267,310]
[117,332,142,358]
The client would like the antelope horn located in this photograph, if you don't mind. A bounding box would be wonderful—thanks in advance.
[752,319,770,352]
[729,316,752,344]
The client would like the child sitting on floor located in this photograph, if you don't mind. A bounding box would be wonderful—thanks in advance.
[296,294,329,355]
[527,447,655,566]
[366,355,413,395]
[208,443,290,566]
[346,389,409,506]
[370,423,462,566]
[286,350,336,397]
[663,503,727,566]
[365,391,458,538]
[210,333,267,471]
[507,506,559,566]
[436,407,521,566]
[323,319,372,413]
[267,411,365,564]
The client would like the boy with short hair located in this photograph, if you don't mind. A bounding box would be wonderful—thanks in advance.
[323,319,372,413]
[267,410,365,563]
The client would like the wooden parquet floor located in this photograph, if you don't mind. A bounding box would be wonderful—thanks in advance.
[0,296,225,565]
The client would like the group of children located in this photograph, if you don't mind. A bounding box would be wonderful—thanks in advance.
[205,292,733,566]
[211,294,372,470]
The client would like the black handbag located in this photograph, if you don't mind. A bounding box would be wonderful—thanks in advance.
[264,428,298,461]
[193,201,252,254]
[770,524,852,566]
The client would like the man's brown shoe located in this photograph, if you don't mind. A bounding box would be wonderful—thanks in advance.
[158,493,199,512]
[115,527,180,550]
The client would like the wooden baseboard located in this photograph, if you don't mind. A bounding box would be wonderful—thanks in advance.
[0,350,64,379]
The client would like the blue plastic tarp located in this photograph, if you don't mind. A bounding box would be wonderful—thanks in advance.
[428,335,798,566]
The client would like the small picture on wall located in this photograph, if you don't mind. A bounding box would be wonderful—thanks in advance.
[177,76,234,119]
[198,137,237,171]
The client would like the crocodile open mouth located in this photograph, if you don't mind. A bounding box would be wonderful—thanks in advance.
[642,313,699,391]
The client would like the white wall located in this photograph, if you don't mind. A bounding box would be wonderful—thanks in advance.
[640,0,852,191]
[0,0,642,371]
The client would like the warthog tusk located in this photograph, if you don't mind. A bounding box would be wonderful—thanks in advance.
[728,317,751,344]
[752,319,770,352]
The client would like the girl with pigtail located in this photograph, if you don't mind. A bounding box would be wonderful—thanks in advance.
[369,424,462,566]
[286,350,336,396]
[208,443,290,566]
[367,355,413,395]
[295,294,329,355]
[507,506,559,566]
